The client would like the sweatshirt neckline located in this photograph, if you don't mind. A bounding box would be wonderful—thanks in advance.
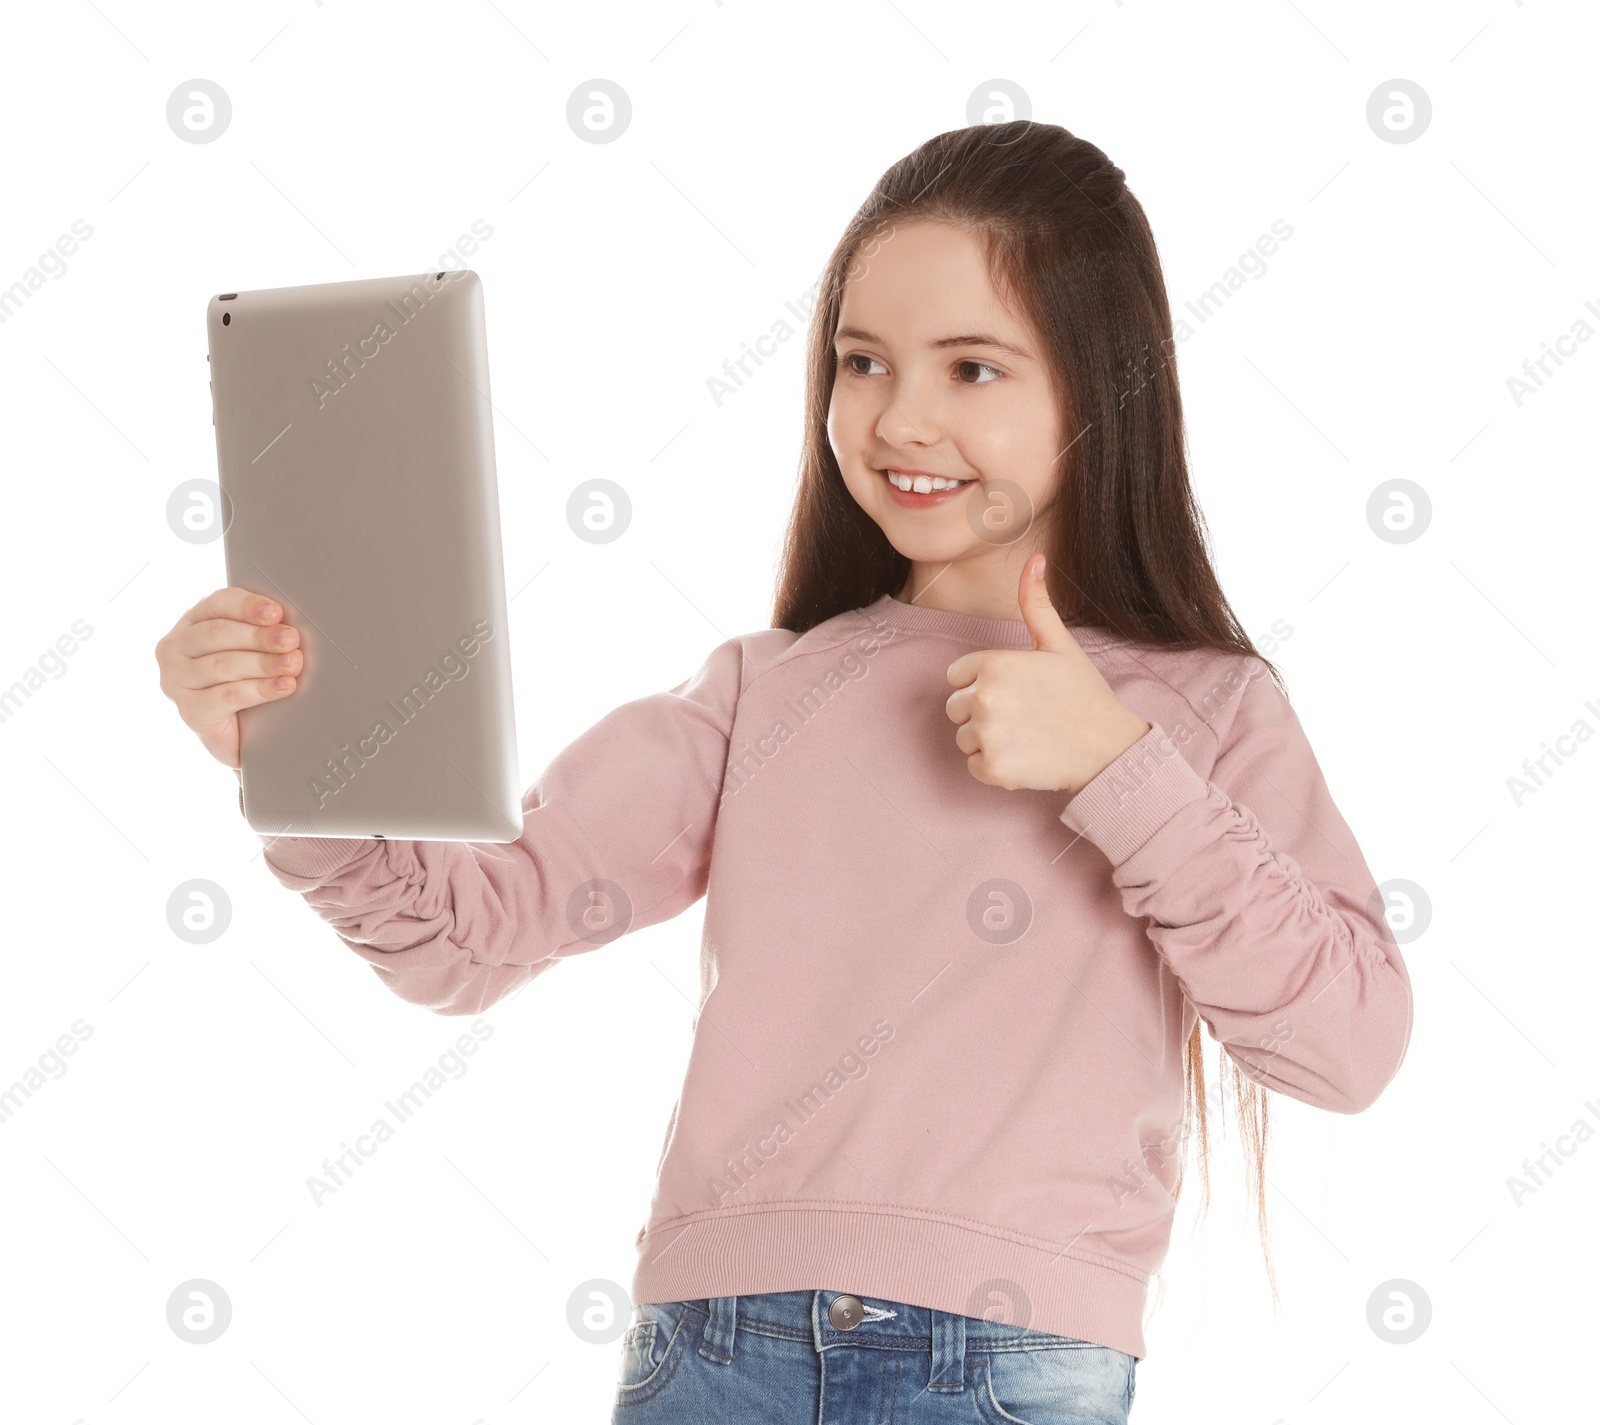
[861,593,1120,649]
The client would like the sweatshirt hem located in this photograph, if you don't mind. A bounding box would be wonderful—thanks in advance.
[631,1203,1152,1361]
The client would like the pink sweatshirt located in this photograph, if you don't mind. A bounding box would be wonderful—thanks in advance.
[246,594,1413,1360]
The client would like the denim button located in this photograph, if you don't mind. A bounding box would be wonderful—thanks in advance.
[828,1293,865,1329]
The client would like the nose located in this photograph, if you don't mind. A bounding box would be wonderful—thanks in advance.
[871,375,943,451]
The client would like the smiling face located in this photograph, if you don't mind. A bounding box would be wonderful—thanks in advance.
[827,219,1067,617]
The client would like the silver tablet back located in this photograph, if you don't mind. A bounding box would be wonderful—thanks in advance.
[208,270,522,842]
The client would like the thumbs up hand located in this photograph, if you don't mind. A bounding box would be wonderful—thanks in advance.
[945,554,1152,797]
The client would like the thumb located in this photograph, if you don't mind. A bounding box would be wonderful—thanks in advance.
[1018,553,1078,655]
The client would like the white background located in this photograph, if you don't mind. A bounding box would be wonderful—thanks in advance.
[1,1,1594,1422]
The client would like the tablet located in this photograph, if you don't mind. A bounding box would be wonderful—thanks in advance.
[207,270,522,843]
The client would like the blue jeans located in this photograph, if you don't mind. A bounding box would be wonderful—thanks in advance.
[611,1289,1137,1424]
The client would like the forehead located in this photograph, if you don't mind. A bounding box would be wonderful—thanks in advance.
[835,220,1022,338]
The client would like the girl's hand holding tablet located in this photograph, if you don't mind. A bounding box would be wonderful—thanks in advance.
[154,586,300,768]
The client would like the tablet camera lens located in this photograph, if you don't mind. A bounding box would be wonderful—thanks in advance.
[222,312,230,325]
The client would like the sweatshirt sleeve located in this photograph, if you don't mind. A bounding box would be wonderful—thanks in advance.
[243,635,745,1017]
[1058,657,1414,1114]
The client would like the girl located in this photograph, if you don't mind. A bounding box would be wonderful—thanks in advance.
[156,121,1413,1424]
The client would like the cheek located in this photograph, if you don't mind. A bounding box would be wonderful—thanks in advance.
[826,382,866,449]
[825,395,845,451]
[826,398,874,503]
[969,389,1062,503]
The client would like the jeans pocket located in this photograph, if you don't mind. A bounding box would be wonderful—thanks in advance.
[976,1341,1136,1425]
[615,1302,685,1402]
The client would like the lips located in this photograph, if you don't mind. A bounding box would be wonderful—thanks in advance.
[879,467,976,508]
[880,467,975,493]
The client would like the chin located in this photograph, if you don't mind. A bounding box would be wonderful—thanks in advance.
[880,531,977,563]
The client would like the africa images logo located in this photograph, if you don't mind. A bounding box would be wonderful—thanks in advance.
[308,620,494,808]
[303,261,480,410]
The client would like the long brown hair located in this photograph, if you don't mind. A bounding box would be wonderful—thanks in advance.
[773,119,1287,1302]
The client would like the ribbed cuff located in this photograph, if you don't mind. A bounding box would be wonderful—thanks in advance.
[259,832,375,879]
[235,770,372,877]
[1059,722,1210,865]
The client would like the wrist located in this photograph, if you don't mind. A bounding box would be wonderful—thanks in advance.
[1066,709,1151,799]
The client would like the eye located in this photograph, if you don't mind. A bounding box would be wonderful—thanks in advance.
[955,360,1003,385]
[840,352,887,377]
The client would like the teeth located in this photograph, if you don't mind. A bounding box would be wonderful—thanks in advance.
[884,470,972,493]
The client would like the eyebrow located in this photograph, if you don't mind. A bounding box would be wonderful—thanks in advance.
[833,326,1034,360]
